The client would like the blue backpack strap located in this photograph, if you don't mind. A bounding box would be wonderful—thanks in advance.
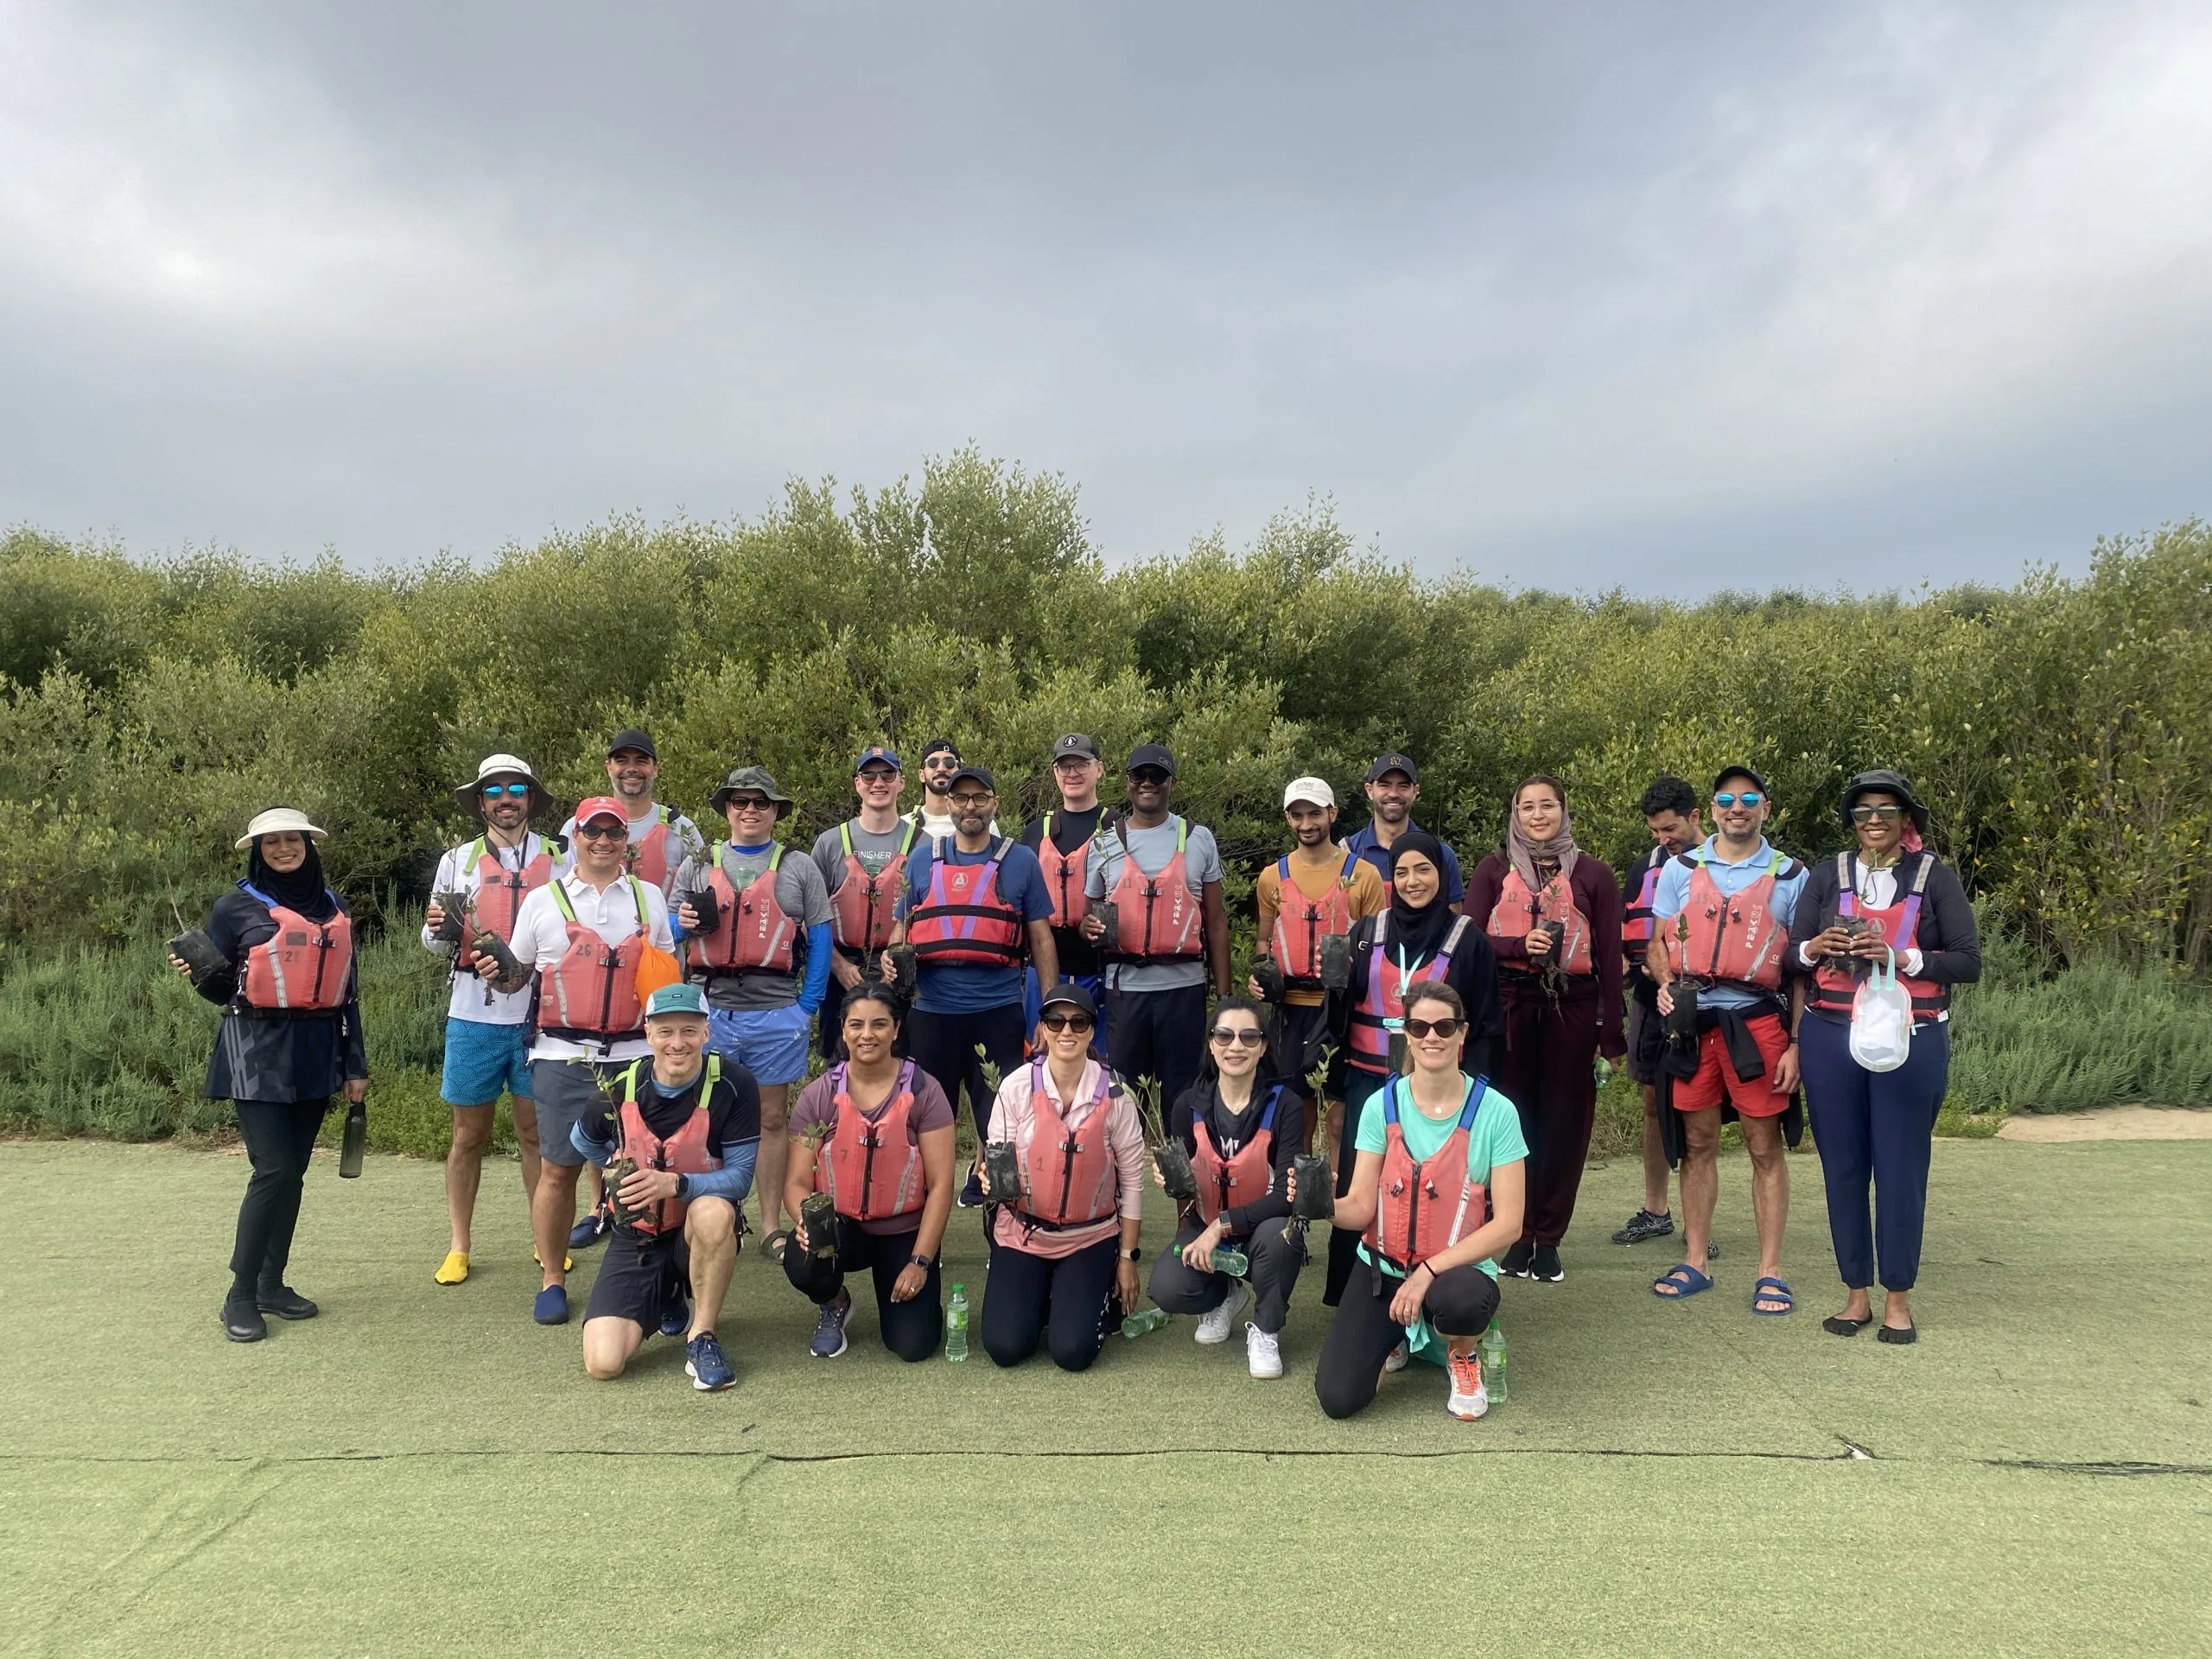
[1458,1075,1489,1135]
[1277,855,1291,880]
[1381,1074,1403,1128]
[1258,1084,1284,1134]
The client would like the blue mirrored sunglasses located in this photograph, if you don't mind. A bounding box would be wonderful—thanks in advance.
[1713,791,1764,808]
[480,783,531,798]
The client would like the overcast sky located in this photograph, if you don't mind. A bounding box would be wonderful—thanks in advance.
[3,2,2209,594]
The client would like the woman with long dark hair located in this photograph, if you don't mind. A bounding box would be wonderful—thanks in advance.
[1146,995,1308,1379]
[1465,775,1624,1282]
[169,808,367,1343]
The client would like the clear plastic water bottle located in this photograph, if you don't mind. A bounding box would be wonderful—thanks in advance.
[1121,1306,1172,1338]
[1479,1319,1508,1403]
[1195,1245,1249,1276]
[944,1284,969,1363]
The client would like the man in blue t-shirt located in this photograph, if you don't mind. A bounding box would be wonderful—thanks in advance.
[892,765,1058,1205]
[1344,752,1465,905]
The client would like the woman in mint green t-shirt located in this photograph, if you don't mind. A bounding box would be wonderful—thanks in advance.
[1306,982,1527,1422]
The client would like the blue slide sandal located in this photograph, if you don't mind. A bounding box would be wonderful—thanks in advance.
[1751,1276,1795,1316]
[1652,1263,1714,1300]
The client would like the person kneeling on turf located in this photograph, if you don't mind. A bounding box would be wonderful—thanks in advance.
[782,984,957,1361]
[1309,982,1527,1422]
[573,984,761,1391]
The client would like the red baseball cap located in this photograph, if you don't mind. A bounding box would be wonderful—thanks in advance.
[575,795,628,829]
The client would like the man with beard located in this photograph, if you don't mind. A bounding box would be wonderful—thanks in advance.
[905,739,996,842]
[810,746,917,1058]
[1344,753,1465,905]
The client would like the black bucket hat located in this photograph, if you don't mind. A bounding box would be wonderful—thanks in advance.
[1840,770,1929,835]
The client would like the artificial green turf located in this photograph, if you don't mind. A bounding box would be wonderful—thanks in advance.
[3,1138,2208,1656]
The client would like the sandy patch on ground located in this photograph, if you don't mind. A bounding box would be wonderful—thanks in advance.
[1997,1104,2212,1141]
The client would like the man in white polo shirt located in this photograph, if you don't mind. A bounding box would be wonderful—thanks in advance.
[477,795,676,1326]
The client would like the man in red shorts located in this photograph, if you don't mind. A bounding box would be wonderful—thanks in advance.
[1644,766,1807,1316]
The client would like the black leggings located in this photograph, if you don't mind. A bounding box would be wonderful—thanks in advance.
[229,1097,329,1294]
[1147,1213,1306,1334]
[906,1003,1028,1143]
[1313,1258,1499,1420]
[782,1217,943,1362]
[981,1234,1119,1372]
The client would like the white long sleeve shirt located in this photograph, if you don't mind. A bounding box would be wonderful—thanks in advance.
[420,834,557,1027]
[1795,862,1925,977]
[505,870,676,1065]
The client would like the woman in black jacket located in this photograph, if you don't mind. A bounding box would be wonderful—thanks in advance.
[1789,771,1980,1345]
[1322,832,1503,1305]
[169,808,368,1343]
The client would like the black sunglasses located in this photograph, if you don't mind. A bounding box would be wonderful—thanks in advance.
[1040,1012,1095,1033]
[1402,1016,1463,1039]
[576,822,627,841]
[1850,804,1903,823]
[1209,1026,1265,1047]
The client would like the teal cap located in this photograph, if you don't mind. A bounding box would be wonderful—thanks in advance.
[645,983,709,1020]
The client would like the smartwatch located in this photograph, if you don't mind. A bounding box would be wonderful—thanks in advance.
[907,1252,935,1270]
[1120,1246,1142,1263]
[674,1173,691,1201]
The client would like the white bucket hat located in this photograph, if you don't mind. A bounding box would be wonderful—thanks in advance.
[455,752,543,806]
[234,807,328,849]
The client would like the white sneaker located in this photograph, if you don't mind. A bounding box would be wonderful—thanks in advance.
[1196,1280,1251,1344]
[1382,1339,1410,1373]
[1446,1349,1490,1421]
[1245,1323,1283,1379]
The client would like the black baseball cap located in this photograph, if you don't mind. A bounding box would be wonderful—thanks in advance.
[607,728,657,760]
[1712,766,1770,797]
[1052,734,1101,762]
[1125,742,1177,777]
[1367,752,1419,784]
[949,764,998,794]
[918,739,960,765]
[1039,981,1099,1021]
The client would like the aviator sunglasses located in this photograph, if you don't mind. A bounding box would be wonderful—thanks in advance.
[1713,791,1764,808]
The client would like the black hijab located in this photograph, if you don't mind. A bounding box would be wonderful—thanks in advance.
[245,838,337,921]
[1385,831,1455,963]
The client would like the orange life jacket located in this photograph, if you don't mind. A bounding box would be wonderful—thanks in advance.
[906,838,1026,967]
[1620,846,1666,952]
[613,1056,722,1238]
[540,877,652,1044]
[1664,848,1796,991]
[625,805,678,893]
[1348,914,1472,1071]
[1015,1059,1118,1227]
[1035,812,1091,930]
[828,819,916,953]
[1105,817,1204,960]
[1364,1075,1492,1269]
[1269,852,1357,988]
[1809,852,1948,1025]
[467,834,556,943]
[688,843,798,976]
[1488,868,1593,977]
[236,884,354,1012]
[1190,1084,1283,1227]
[814,1058,927,1223]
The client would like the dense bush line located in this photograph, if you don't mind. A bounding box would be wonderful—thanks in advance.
[5,451,2207,972]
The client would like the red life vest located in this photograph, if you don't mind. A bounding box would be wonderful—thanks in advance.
[828,819,915,953]
[1488,868,1594,977]
[1664,848,1796,991]
[1035,812,1091,930]
[1620,846,1666,952]
[625,805,678,893]
[814,1058,928,1223]
[1105,817,1204,960]
[540,877,652,1043]
[613,1055,722,1238]
[1190,1084,1283,1227]
[467,834,556,943]
[1016,1059,1119,1226]
[689,843,798,976]
[1348,914,1472,1071]
[1269,852,1357,987]
[236,885,354,1012]
[1810,852,1948,1024]
[906,838,1026,967]
[1364,1074,1492,1270]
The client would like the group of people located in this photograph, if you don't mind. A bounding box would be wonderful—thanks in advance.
[172,725,1980,1422]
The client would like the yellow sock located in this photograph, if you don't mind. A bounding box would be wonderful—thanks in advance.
[435,1250,470,1285]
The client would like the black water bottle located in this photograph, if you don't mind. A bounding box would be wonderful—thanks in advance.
[339,1098,367,1179]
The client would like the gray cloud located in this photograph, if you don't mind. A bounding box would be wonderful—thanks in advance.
[2,0,2207,593]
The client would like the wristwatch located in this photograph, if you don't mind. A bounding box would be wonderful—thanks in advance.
[674,1173,691,1201]
[907,1252,935,1270]
[1120,1246,1141,1262]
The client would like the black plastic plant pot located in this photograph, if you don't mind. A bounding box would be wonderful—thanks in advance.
[687,883,720,936]
[1092,900,1120,954]
[1290,1153,1334,1221]
[471,931,523,984]
[886,946,918,996]
[982,1141,1024,1204]
[1539,919,1567,963]
[801,1192,840,1261]
[606,1158,648,1226]
[1388,1028,1410,1074]
[1251,953,1286,1003]
[1154,1141,1198,1201]
[429,892,470,947]
[1317,932,1352,991]
[165,929,229,988]
[1665,980,1700,1044]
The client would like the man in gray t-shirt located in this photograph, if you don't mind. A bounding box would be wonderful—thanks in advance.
[1081,743,1230,1115]
[807,746,921,1058]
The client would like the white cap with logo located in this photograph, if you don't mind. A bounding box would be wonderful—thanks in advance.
[1282,777,1336,810]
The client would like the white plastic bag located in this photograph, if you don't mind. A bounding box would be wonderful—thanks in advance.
[1849,951,1913,1073]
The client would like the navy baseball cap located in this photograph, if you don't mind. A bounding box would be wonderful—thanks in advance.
[949,764,998,794]
[1366,752,1419,784]
[854,746,902,774]
[1712,766,1770,797]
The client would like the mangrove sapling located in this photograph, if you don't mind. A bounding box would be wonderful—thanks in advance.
[1135,1077,1197,1200]
[165,893,229,989]
[972,1043,1023,1202]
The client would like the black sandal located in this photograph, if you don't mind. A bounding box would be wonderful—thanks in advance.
[1821,1313,1873,1337]
[763,1229,793,1264]
[1877,1322,1917,1344]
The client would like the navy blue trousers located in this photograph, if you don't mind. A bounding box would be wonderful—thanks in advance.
[1802,1014,1951,1292]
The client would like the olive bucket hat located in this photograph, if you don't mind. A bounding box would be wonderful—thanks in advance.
[709,766,794,818]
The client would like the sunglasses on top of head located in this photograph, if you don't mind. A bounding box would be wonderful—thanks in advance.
[1040,1011,1094,1033]
[1713,791,1764,809]
[1402,1015,1463,1039]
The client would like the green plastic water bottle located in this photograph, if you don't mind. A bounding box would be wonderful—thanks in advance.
[945,1284,969,1362]
[1196,1245,1250,1276]
[1121,1306,1171,1338]
[1479,1319,1508,1403]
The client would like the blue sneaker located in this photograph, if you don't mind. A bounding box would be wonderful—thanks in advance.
[533,1285,569,1325]
[809,1287,851,1358]
[958,1172,986,1208]
[685,1332,735,1392]
[569,1207,610,1251]
[658,1297,690,1338]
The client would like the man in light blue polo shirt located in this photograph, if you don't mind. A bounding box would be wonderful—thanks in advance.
[1647,766,1808,1317]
